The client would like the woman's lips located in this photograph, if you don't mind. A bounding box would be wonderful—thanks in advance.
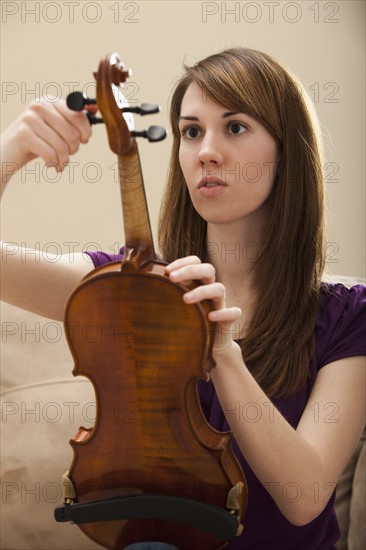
[197,177,228,196]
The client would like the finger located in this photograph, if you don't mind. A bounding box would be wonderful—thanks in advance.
[20,112,70,170]
[165,256,201,273]
[208,306,242,322]
[169,263,216,285]
[32,100,87,155]
[183,282,225,306]
[54,99,92,144]
[20,131,63,170]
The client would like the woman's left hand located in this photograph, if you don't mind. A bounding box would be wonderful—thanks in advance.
[165,255,242,356]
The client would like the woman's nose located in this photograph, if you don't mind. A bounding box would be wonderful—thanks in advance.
[197,133,224,167]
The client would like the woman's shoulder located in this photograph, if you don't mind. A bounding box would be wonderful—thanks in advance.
[316,280,366,368]
[319,280,366,322]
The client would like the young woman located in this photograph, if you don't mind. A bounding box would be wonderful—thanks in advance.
[1,48,365,549]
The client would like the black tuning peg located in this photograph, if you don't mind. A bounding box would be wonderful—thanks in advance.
[131,126,167,143]
[66,91,97,112]
[66,92,166,138]
[86,114,104,125]
[123,103,160,116]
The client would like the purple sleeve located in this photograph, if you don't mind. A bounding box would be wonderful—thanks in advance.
[84,248,124,268]
[318,283,366,368]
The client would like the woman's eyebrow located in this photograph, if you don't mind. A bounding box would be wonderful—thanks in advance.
[223,111,240,118]
[178,112,240,123]
[178,115,198,122]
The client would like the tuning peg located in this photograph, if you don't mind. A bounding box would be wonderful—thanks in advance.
[86,114,104,125]
[131,126,167,142]
[66,92,103,124]
[66,91,166,137]
[67,91,97,112]
[122,103,160,116]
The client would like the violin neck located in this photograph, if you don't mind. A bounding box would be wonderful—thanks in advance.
[118,142,155,265]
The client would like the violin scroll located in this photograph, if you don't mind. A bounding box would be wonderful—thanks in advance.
[66,53,166,150]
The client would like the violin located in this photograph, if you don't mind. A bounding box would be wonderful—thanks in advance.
[54,52,248,549]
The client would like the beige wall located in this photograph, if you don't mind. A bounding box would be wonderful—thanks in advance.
[1,0,365,278]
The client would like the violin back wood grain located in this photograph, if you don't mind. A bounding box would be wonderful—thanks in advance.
[65,268,246,549]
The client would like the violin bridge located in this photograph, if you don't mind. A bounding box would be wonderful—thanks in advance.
[226,482,244,535]
[61,471,76,505]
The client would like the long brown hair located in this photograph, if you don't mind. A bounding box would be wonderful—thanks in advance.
[158,48,325,398]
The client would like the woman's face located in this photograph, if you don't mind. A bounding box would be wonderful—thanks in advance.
[178,82,279,227]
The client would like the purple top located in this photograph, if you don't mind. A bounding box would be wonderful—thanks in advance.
[86,250,366,550]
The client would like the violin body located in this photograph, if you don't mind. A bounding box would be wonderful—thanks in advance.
[56,52,248,549]
[65,260,246,548]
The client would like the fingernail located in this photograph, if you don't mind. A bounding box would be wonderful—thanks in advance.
[184,291,194,302]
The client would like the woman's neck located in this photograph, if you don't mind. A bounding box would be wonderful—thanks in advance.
[205,217,264,338]
[205,208,265,285]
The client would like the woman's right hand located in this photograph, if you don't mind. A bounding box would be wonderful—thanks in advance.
[1,98,95,318]
[1,97,92,189]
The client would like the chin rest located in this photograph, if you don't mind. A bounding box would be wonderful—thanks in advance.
[54,493,240,541]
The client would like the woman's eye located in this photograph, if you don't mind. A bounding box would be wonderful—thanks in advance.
[180,126,201,139]
[227,122,247,135]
